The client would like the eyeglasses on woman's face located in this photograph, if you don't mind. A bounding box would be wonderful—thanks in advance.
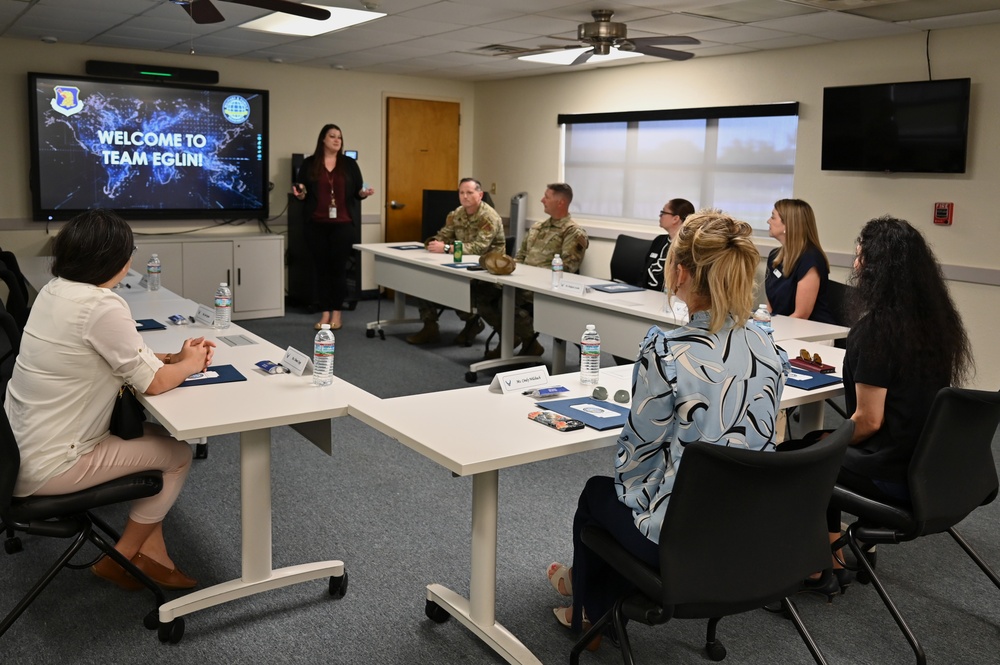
[659,209,676,217]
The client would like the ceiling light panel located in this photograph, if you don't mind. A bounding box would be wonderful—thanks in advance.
[240,6,385,37]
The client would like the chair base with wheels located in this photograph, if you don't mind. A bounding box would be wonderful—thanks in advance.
[0,472,170,639]
[830,387,1000,665]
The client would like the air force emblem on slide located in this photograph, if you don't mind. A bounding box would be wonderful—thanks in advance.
[51,86,84,117]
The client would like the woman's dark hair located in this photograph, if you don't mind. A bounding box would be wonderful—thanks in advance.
[667,198,695,221]
[310,123,345,181]
[850,215,972,385]
[51,209,134,286]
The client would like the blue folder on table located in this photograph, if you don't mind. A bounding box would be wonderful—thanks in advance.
[390,244,425,250]
[135,319,166,331]
[785,369,842,391]
[589,282,645,294]
[535,397,629,431]
[177,364,247,387]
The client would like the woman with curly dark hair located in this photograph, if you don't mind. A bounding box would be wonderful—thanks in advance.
[803,215,972,598]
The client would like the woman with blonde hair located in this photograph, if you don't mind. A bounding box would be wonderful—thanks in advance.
[547,211,788,645]
[765,199,835,323]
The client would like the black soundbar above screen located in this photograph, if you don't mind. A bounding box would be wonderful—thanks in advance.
[28,72,269,221]
[821,78,971,174]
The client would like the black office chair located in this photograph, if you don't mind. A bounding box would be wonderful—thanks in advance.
[830,387,1000,665]
[609,235,653,287]
[0,406,174,640]
[571,421,853,664]
[0,301,20,400]
[821,279,854,418]
[0,256,30,330]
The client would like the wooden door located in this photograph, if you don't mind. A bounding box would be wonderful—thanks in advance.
[385,98,460,242]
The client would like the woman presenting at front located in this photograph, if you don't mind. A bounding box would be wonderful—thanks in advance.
[4,210,215,591]
[765,198,835,323]
[293,124,374,330]
[546,211,788,643]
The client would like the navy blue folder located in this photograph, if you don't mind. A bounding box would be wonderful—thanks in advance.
[535,397,629,431]
[177,364,247,387]
[785,369,842,391]
[135,319,167,331]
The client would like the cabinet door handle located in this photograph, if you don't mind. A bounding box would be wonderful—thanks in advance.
[227,269,231,285]
[237,268,241,286]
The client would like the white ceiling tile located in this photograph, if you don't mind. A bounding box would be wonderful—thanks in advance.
[355,15,464,36]
[628,13,740,34]
[688,25,796,44]
[753,11,917,39]
[397,2,522,26]
[481,15,581,36]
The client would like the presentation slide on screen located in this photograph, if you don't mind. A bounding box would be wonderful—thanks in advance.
[32,76,267,215]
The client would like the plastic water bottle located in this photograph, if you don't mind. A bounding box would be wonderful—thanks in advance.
[551,253,564,288]
[214,282,232,329]
[146,254,161,291]
[312,324,335,386]
[580,324,601,385]
[752,303,773,334]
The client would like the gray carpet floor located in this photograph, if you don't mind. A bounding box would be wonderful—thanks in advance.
[2,296,999,664]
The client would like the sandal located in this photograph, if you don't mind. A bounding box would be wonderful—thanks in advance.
[554,606,601,651]
[547,562,573,596]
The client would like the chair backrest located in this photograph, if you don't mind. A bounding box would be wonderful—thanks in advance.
[908,387,1000,535]
[659,421,852,617]
[610,234,653,287]
[0,394,21,523]
[0,301,20,401]
[824,280,854,349]
[0,259,29,330]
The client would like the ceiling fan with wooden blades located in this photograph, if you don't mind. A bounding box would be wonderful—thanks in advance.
[511,9,699,65]
[170,0,331,25]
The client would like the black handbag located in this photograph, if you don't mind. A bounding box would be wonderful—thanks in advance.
[110,383,146,440]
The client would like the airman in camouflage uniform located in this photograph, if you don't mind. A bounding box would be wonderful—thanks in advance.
[476,183,589,358]
[407,178,505,345]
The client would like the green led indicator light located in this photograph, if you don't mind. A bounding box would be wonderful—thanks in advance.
[139,71,173,77]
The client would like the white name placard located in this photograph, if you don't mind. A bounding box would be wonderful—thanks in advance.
[281,346,311,376]
[557,281,587,296]
[193,304,215,326]
[489,365,549,394]
[137,275,149,290]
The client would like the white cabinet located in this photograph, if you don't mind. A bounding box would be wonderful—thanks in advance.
[134,234,284,320]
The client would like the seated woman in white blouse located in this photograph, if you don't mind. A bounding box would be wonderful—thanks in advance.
[4,209,215,591]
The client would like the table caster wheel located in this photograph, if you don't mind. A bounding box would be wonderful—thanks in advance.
[329,570,349,598]
[366,329,375,338]
[158,618,185,644]
[195,443,208,459]
[378,329,386,340]
[465,371,477,383]
[143,610,159,630]
[705,639,726,661]
[425,599,450,624]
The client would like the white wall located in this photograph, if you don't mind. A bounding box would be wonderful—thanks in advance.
[471,24,1000,390]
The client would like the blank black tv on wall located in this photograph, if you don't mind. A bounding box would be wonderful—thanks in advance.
[821,78,971,174]
[28,72,269,221]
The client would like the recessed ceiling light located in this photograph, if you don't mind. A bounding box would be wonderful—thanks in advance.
[518,47,643,66]
[240,5,384,37]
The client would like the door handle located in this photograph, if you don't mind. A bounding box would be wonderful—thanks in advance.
[389,200,406,210]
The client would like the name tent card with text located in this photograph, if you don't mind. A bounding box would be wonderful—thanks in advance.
[281,346,311,376]
[193,304,215,327]
[489,365,549,394]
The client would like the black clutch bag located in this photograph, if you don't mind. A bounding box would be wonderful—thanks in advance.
[110,384,146,440]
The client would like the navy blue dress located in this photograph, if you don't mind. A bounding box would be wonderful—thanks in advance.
[765,246,835,324]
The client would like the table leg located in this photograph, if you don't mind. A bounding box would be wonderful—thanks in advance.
[424,470,541,665]
[365,290,421,333]
[552,339,567,375]
[470,284,541,375]
[796,401,825,433]
[158,428,344,624]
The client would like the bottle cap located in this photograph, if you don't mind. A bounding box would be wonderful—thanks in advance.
[220,282,228,287]
[151,253,158,257]
[586,324,595,330]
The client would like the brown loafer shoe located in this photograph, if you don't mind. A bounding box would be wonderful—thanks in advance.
[92,554,143,591]
[132,552,197,590]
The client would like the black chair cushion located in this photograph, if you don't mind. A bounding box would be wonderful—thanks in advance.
[9,472,163,523]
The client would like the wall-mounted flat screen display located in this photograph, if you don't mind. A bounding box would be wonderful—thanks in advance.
[28,72,269,221]
[822,78,970,174]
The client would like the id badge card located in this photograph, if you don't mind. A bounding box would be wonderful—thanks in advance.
[328,205,337,219]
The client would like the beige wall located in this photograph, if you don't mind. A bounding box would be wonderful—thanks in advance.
[471,24,1000,390]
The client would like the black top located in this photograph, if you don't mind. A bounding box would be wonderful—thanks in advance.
[296,155,365,230]
[842,315,946,488]
[765,246,835,324]
[642,234,671,290]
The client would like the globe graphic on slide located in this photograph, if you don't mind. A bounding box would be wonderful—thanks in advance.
[222,95,250,124]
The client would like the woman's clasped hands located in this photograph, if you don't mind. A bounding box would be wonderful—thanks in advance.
[176,337,216,373]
